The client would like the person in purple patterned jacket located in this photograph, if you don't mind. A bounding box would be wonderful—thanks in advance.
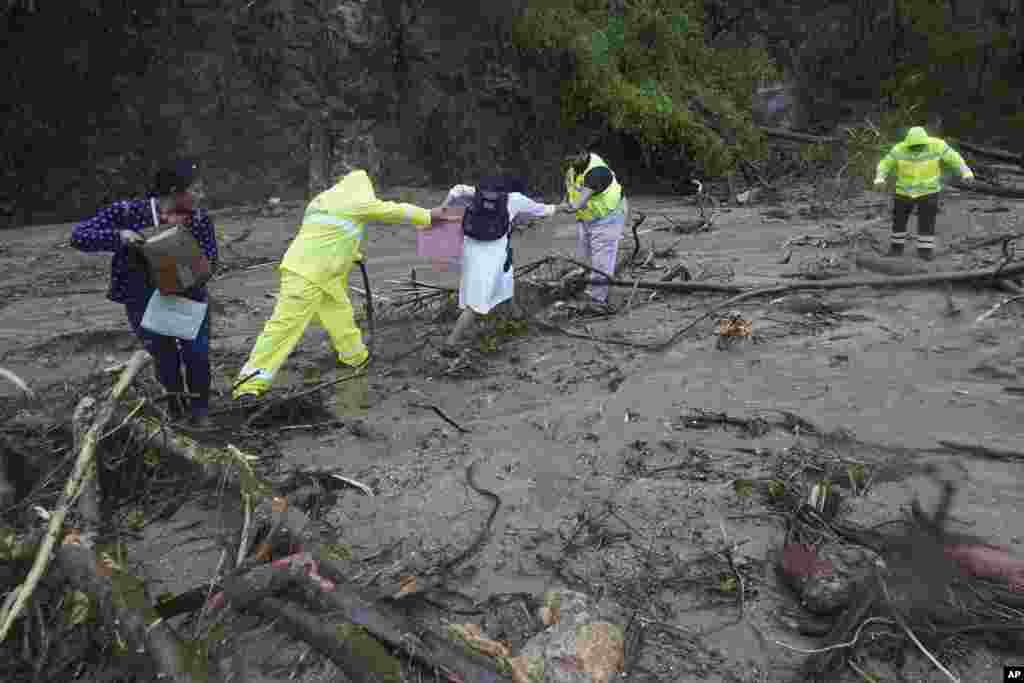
[70,160,218,425]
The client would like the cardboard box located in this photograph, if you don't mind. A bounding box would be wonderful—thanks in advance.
[141,226,211,295]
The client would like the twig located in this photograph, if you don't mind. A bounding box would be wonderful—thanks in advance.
[974,294,1024,324]
[244,370,368,426]
[0,367,36,400]
[329,474,374,497]
[408,402,470,434]
[0,350,150,643]
[237,493,253,569]
[773,617,896,654]
[624,278,642,313]
[878,576,960,683]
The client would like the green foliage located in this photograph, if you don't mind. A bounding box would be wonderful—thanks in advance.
[511,0,776,176]
[842,99,924,184]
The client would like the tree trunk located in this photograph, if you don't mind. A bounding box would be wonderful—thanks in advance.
[1018,0,1024,70]
[307,112,330,198]
[58,535,211,683]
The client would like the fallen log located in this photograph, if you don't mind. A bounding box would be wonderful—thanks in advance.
[948,138,1023,166]
[58,531,211,683]
[222,570,397,683]
[759,126,1024,168]
[937,439,1024,462]
[0,350,150,643]
[760,127,836,145]
[853,254,928,276]
[288,560,514,683]
[954,179,1024,199]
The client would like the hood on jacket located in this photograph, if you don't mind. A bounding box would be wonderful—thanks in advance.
[313,169,376,209]
[904,126,930,147]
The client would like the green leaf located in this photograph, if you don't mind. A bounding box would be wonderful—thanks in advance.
[64,590,94,626]
[719,574,737,593]
[732,479,754,498]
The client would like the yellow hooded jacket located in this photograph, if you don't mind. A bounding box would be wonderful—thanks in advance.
[875,127,974,199]
[280,170,430,299]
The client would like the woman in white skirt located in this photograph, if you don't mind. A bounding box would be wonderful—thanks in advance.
[439,176,558,356]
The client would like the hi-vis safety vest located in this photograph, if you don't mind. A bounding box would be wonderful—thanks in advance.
[565,153,623,222]
[875,136,974,199]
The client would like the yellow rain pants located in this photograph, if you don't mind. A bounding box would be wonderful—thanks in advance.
[232,169,430,398]
[233,266,367,397]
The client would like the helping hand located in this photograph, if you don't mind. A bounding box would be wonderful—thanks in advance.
[120,230,144,245]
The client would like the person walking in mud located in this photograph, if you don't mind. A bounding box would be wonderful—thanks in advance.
[232,169,443,399]
[437,176,558,357]
[874,126,974,260]
[559,150,628,313]
[70,159,218,425]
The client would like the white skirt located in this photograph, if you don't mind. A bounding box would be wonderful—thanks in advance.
[459,234,514,315]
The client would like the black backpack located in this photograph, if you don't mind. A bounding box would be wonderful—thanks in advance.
[462,185,511,241]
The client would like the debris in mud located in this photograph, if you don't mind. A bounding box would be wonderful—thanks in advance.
[772,479,1024,682]
[715,311,754,350]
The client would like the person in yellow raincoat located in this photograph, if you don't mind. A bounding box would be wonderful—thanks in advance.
[233,170,441,398]
[874,126,974,260]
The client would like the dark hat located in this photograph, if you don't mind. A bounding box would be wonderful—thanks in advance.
[152,158,199,196]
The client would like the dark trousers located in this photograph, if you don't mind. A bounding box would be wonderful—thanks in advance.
[125,299,211,418]
[891,193,939,252]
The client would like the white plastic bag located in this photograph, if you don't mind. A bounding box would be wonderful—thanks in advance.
[140,291,208,340]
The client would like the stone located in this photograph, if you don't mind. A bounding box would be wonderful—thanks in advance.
[513,590,625,683]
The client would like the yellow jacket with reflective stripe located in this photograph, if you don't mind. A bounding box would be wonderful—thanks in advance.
[875,137,974,199]
[280,170,430,296]
[565,153,623,221]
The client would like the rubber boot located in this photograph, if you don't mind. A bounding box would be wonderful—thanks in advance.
[888,243,905,257]
[917,248,934,261]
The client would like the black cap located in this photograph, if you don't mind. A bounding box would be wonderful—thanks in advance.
[152,158,199,196]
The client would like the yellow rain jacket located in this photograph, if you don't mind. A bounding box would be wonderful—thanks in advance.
[280,170,431,300]
[875,127,974,199]
[565,153,623,222]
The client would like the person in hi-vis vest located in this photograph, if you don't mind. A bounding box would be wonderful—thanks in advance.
[874,126,974,261]
[559,151,628,310]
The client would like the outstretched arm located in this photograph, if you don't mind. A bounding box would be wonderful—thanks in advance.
[509,193,557,222]
[70,202,132,252]
[350,198,432,228]
[941,145,974,180]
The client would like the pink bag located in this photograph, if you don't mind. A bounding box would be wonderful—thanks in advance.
[417,207,464,272]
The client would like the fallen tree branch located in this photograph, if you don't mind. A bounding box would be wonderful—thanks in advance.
[125,417,263,490]
[0,350,150,644]
[58,532,211,683]
[71,398,101,532]
[937,439,1024,462]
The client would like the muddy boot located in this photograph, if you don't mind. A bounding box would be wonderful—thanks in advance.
[917,247,934,261]
[444,308,476,349]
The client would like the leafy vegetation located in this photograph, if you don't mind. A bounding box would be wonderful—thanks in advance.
[511,0,778,176]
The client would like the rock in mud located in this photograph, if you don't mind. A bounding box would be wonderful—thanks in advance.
[779,543,869,616]
[508,590,625,683]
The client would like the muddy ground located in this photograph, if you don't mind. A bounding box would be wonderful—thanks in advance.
[2,182,1023,682]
